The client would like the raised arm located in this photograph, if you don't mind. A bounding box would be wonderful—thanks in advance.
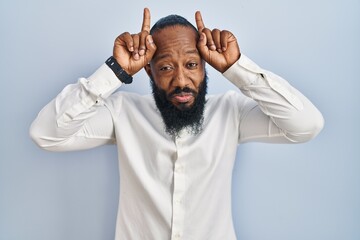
[195,11,324,143]
[30,8,157,151]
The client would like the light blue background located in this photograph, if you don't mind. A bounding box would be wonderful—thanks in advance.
[1,0,359,239]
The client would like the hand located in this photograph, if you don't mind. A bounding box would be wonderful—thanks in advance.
[113,8,157,76]
[195,11,241,73]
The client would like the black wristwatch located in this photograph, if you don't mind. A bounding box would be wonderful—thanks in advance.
[105,56,133,84]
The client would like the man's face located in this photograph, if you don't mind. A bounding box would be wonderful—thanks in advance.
[145,25,207,137]
[145,25,206,110]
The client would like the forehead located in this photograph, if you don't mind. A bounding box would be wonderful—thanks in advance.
[152,24,198,36]
[152,26,199,60]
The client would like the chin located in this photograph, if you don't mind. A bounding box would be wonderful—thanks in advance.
[172,101,194,111]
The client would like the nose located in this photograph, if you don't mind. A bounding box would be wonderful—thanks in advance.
[172,67,190,89]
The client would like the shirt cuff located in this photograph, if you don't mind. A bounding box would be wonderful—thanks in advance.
[222,54,264,88]
[85,63,123,99]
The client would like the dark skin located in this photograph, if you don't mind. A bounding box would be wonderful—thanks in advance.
[113,8,241,109]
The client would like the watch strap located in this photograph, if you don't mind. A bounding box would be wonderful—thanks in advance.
[105,56,133,84]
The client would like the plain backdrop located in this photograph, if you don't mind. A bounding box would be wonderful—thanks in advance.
[1,0,359,239]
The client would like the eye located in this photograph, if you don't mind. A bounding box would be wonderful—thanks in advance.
[187,62,198,69]
[159,65,173,71]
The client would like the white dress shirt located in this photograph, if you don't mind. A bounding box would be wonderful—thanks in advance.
[30,55,324,240]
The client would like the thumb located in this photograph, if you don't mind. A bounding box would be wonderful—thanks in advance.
[197,32,209,59]
[144,35,157,62]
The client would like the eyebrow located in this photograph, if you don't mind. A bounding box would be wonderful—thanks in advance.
[154,49,200,61]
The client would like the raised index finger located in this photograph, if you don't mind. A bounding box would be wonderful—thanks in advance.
[195,11,205,31]
[141,8,151,33]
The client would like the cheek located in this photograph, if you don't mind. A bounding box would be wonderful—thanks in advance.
[150,67,170,90]
[153,75,170,90]
[193,70,206,89]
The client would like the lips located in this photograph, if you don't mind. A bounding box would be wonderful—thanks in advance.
[172,92,194,103]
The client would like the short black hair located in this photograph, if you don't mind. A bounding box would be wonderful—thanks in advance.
[150,14,198,35]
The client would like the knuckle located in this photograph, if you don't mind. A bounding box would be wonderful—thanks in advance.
[140,31,149,38]
[202,28,210,33]
[120,32,130,40]
[223,30,232,36]
[132,34,139,41]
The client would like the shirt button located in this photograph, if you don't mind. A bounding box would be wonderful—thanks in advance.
[175,199,182,205]
[174,233,181,239]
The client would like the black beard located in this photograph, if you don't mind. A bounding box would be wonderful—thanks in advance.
[150,75,208,138]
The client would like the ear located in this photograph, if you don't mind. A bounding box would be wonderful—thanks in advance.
[144,63,153,79]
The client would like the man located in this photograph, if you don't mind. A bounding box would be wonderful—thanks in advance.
[30,8,324,240]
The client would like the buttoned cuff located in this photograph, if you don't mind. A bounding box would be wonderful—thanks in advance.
[86,63,123,99]
[222,54,264,88]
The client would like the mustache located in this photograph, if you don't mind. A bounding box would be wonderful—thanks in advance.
[167,87,197,98]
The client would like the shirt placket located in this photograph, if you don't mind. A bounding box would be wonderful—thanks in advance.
[171,137,186,240]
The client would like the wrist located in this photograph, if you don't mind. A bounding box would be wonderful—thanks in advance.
[105,56,133,84]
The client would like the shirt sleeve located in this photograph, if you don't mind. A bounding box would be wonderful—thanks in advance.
[29,64,122,151]
[223,54,324,143]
